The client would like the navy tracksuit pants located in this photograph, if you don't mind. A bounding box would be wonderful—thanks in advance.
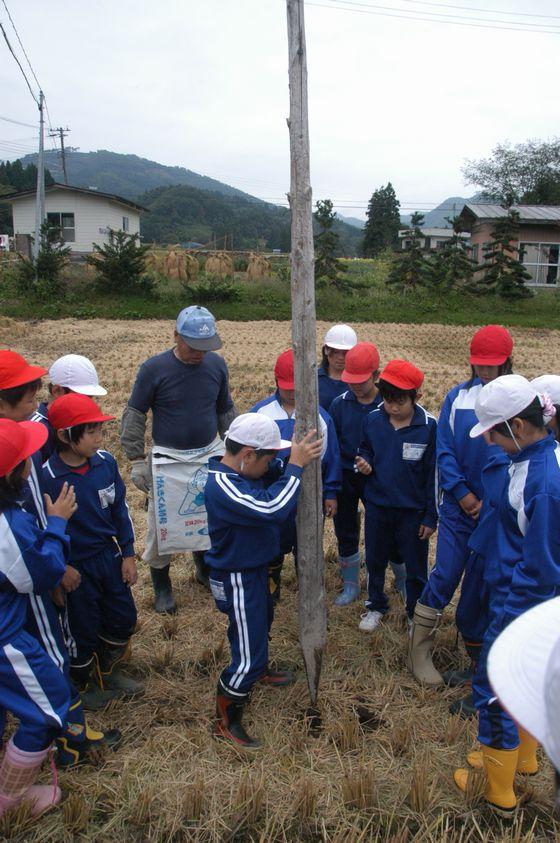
[420,496,486,647]
[209,566,272,698]
[66,545,137,665]
[364,504,428,619]
[0,630,70,751]
[334,470,366,559]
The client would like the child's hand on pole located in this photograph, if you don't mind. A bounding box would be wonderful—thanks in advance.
[290,429,323,467]
[44,482,78,521]
[355,456,372,475]
[122,556,138,585]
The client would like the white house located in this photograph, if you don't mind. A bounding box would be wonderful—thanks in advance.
[398,227,470,251]
[5,183,147,255]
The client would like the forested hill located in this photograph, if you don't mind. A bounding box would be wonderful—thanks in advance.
[18,150,255,202]
[140,184,363,254]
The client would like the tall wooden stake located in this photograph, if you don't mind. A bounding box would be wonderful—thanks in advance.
[286,0,326,706]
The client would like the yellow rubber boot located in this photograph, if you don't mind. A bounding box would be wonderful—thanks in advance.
[482,745,518,816]
[517,727,538,775]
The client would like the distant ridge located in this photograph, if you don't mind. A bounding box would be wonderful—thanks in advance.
[400,196,474,228]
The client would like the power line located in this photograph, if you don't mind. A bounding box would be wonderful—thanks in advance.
[0,22,38,102]
[1,0,42,90]
[0,114,36,129]
[307,0,560,34]
[398,0,560,22]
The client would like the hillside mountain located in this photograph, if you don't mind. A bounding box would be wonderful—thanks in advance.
[18,150,255,202]
[400,196,473,228]
[338,214,364,229]
[140,184,363,255]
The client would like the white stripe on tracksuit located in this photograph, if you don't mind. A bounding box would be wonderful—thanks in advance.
[3,643,63,727]
[28,594,65,672]
[28,463,47,529]
[215,472,299,514]
[230,573,251,690]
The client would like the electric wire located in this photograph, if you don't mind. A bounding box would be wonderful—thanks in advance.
[0,22,38,103]
[398,0,560,22]
[0,115,36,129]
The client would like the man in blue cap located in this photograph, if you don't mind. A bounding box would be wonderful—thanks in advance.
[121,305,236,613]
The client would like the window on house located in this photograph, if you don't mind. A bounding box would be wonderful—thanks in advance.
[519,242,560,285]
[122,216,129,232]
[46,212,75,243]
[471,244,479,263]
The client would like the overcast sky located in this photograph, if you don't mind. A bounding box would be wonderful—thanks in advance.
[1,0,559,218]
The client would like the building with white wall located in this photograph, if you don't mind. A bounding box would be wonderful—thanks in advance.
[6,183,147,254]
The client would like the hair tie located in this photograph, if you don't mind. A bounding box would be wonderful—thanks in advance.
[540,392,557,424]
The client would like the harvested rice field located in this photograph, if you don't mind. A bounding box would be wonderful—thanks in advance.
[1,317,559,843]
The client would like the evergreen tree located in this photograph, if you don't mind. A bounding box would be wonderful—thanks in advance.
[85,229,153,294]
[362,183,401,257]
[386,212,431,290]
[473,210,533,299]
[425,216,477,291]
[16,221,70,299]
[313,199,345,287]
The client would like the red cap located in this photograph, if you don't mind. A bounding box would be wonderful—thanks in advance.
[342,342,380,384]
[49,393,115,430]
[0,350,47,390]
[470,325,513,366]
[0,419,48,476]
[379,359,424,390]
[274,349,295,390]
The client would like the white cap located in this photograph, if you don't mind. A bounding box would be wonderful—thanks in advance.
[470,374,538,438]
[48,354,107,397]
[324,324,357,350]
[531,375,560,407]
[488,596,560,773]
[226,413,293,450]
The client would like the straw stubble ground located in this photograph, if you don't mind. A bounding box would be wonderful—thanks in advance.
[1,318,559,843]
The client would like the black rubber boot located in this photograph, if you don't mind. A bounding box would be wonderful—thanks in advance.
[268,555,284,604]
[70,658,122,711]
[56,722,122,768]
[442,668,473,688]
[449,692,477,719]
[150,565,177,614]
[212,685,260,750]
[97,638,144,697]
[193,551,210,589]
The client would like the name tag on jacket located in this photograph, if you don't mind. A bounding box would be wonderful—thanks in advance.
[98,483,116,509]
[402,443,427,461]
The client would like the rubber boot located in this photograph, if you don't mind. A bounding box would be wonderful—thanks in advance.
[97,638,144,697]
[56,691,122,768]
[407,602,443,685]
[212,685,260,750]
[390,560,407,605]
[258,667,294,687]
[468,728,539,775]
[455,746,518,817]
[193,551,210,589]
[334,552,360,606]
[268,555,284,605]
[0,738,60,818]
[150,565,177,614]
[449,693,477,719]
[443,639,480,687]
[70,658,122,712]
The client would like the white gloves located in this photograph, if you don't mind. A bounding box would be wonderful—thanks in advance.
[130,459,152,494]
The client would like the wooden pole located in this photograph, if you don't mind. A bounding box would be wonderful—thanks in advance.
[286,0,326,706]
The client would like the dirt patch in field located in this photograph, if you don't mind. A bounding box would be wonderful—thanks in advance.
[2,319,558,842]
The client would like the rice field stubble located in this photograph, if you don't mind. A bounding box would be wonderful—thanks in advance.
[1,317,558,843]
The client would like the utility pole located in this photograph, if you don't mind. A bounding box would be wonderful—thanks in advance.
[33,90,45,263]
[49,126,70,184]
[286,0,326,707]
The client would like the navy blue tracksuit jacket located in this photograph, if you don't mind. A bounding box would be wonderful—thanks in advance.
[359,404,437,617]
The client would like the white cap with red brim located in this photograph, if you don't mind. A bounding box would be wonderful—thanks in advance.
[488,596,560,773]
[470,374,539,438]
[226,413,293,450]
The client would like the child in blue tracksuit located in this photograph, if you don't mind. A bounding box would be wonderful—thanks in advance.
[0,418,75,817]
[356,360,437,631]
[410,325,514,691]
[454,375,560,815]
[205,413,321,749]
[41,393,142,705]
[250,348,341,601]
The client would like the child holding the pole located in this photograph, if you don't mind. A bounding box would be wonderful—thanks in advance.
[356,360,437,632]
[204,414,321,749]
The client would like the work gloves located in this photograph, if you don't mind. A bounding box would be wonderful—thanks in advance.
[131,458,152,494]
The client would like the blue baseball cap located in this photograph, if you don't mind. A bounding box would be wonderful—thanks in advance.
[175,305,222,351]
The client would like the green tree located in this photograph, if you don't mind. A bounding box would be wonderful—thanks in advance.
[85,229,153,294]
[0,161,55,235]
[387,212,430,290]
[462,138,560,205]
[362,183,401,257]
[16,221,70,298]
[313,199,345,287]
[473,210,533,299]
[425,216,477,291]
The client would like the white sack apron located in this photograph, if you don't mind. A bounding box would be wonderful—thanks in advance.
[152,436,225,555]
